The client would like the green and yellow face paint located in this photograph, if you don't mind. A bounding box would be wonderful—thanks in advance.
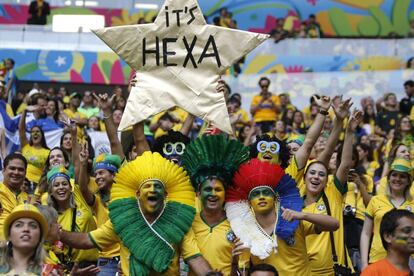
[248,186,276,214]
[395,236,408,245]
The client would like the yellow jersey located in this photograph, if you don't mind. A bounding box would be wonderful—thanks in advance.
[303,176,352,275]
[365,194,414,263]
[89,220,200,276]
[0,183,29,240]
[49,185,98,262]
[251,94,280,122]
[189,213,233,276]
[22,144,49,184]
[250,220,315,276]
[92,193,120,258]
[344,174,373,221]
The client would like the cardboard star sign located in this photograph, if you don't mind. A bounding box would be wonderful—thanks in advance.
[93,0,269,134]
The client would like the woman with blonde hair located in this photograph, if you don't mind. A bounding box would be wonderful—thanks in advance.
[0,204,48,275]
[360,158,414,270]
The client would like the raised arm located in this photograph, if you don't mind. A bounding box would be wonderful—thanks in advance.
[19,108,33,147]
[133,122,150,157]
[317,97,352,165]
[336,110,363,184]
[281,207,339,233]
[180,113,195,136]
[94,93,125,160]
[295,95,331,169]
[78,142,94,206]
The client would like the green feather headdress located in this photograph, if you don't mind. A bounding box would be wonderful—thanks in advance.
[182,134,250,190]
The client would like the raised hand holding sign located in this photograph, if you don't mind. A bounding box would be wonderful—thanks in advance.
[93,0,268,134]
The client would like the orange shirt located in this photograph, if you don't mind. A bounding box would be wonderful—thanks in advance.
[361,258,410,276]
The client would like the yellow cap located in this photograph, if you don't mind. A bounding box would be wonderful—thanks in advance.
[3,204,48,240]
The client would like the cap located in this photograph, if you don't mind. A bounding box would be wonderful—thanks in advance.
[4,204,49,240]
[390,158,413,179]
[28,88,40,98]
[70,92,81,99]
[93,154,122,173]
[47,166,71,184]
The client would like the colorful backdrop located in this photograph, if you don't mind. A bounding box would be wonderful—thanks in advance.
[1,0,414,36]
[1,39,413,84]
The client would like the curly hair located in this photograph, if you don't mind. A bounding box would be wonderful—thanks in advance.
[152,130,191,156]
[250,134,290,169]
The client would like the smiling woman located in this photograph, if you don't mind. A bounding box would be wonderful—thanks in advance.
[45,166,98,271]
[19,106,50,194]
[0,204,48,275]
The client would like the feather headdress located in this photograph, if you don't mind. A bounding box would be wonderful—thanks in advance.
[109,151,195,275]
[182,134,250,190]
[225,158,302,259]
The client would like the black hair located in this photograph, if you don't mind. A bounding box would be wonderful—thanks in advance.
[358,143,374,163]
[380,209,414,250]
[249,263,278,276]
[404,80,414,87]
[152,130,191,157]
[47,98,60,123]
[258,77,271,86]
[4,153,27,169]
[407,57,414,69]
[45,146,69,170]
[29,125,49,150]
[213,16,220,25]
[6,58,15,66]
[250,134,290,169]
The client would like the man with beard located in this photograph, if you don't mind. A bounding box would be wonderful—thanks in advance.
[0,153,28,240]
[182,134,250,275]
[55,151,212,276]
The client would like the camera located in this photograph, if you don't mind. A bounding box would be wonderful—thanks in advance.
[343,205,356,218]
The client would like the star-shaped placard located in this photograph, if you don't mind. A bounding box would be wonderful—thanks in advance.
[93,0,269,134]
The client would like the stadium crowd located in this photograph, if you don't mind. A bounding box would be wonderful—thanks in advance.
[1,58,414,276]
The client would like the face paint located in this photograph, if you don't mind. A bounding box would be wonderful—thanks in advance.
[199,178,225,211]
[163,142,186,165]
[395,236,408,244]
[256,141,280,165]
[137,179,166,215]
[248,186,276,215]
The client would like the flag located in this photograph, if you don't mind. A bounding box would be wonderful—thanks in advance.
[0,100,63,155]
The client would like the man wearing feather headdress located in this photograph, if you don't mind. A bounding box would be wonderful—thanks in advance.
[55,151,212,276]
[182,134,250,275]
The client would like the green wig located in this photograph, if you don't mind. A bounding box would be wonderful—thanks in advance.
[182,134,250,190]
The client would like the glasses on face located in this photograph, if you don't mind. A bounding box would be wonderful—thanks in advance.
[257,141,280,154]
[163,142,186,155]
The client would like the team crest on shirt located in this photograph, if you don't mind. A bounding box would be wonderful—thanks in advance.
[226,230,236,243]
[406,206,412,212]
[76,210,82,217]
[317,203,326,212]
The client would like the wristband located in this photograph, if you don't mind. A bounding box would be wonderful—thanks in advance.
[319,109,329,116]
